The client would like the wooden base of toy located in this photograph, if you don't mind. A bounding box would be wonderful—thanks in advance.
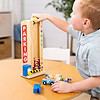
[21,71,45,79]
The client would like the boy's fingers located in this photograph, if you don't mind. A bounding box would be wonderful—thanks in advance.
[52,86,60,92]
[53,88,59,92]
[52,82,59,87]
[51,85,59,89]
[57,90,63,93]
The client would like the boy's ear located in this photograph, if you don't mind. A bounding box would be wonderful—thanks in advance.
[83,18,91,29]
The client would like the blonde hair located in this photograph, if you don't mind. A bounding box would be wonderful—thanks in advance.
[79,0,100,30]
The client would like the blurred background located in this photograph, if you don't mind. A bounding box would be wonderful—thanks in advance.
[0,0,76,59]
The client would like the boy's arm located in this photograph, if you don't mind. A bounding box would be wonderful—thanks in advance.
[47,15,69,32]
[32,14,69,32]
[70,76,100,92]
[52,76,100,93]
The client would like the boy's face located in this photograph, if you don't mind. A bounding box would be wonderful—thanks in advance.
[70,0,84,31]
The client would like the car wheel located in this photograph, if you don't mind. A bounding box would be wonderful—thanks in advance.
[43,81,47,85]
[50,82,54,85]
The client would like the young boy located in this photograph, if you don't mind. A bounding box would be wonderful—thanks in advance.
[33,0,100,99]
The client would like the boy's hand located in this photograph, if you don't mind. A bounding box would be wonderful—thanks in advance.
[51,81,72,93]
[32,13,49,22]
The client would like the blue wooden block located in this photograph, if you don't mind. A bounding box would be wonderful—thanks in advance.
[33,84,41,94]
[22,64,31,76]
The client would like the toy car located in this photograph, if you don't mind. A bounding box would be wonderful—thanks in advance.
[54,74,64,82]
[42,78,54,85]
[42,74,72,85]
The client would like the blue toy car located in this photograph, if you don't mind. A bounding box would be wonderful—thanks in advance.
[33,84,41,94]
[42,78,54,85]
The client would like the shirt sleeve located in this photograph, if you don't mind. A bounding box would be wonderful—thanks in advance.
[88,46,100,76]
[67,25,80,40]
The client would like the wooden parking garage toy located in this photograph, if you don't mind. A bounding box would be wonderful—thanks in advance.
[21,16,44,78]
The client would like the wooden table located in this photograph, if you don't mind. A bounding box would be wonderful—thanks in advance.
[0,59,83,100]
